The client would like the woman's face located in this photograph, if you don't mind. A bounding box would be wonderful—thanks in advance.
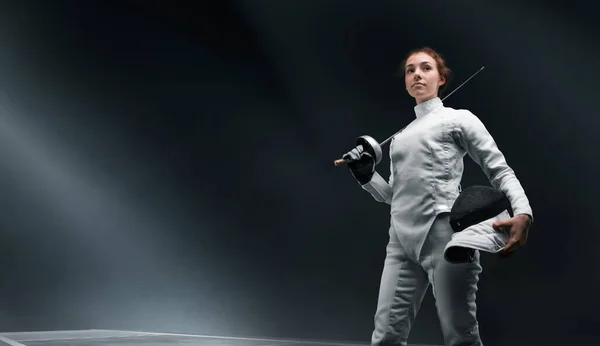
[404,52,445,104]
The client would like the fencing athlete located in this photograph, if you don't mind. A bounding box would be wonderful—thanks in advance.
[342,47,533,346]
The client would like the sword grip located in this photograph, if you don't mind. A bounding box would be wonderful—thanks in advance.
[334,159,347,166]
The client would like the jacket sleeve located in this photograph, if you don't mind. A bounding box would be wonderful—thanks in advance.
[361,137,397,205]
[360,160,393,204]
[453,110,534,222]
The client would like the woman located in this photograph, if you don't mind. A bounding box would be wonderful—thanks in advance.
[343,47,533,346]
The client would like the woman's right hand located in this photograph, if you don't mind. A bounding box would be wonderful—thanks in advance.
[343,145,375,185]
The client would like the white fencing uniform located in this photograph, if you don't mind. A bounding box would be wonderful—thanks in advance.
[360,97,533,346]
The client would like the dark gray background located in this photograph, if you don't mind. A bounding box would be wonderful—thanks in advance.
[0,1,596,346]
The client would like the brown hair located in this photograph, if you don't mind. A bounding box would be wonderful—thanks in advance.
[398,47,453,97]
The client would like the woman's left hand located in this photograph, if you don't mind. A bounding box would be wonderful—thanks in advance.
[492,214,532,257]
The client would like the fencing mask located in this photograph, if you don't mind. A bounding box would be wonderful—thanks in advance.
[444,185,513,263]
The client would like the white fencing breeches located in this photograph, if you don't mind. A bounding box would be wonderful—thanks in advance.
[371,213,483,346]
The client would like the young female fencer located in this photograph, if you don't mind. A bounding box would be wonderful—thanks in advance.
[342,47,533,346]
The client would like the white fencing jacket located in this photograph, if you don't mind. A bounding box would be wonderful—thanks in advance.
[361,97,533,259]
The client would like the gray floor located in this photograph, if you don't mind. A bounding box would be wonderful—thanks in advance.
[0,330,441,346]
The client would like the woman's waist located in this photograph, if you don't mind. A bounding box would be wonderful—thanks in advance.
[392,176,462,194]
[391,182,460,207]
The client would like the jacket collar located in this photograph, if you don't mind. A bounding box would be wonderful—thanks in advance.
[414,97,443,118]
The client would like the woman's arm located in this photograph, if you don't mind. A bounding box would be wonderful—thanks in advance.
[361,160,394,205]
[453,109,534,222]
